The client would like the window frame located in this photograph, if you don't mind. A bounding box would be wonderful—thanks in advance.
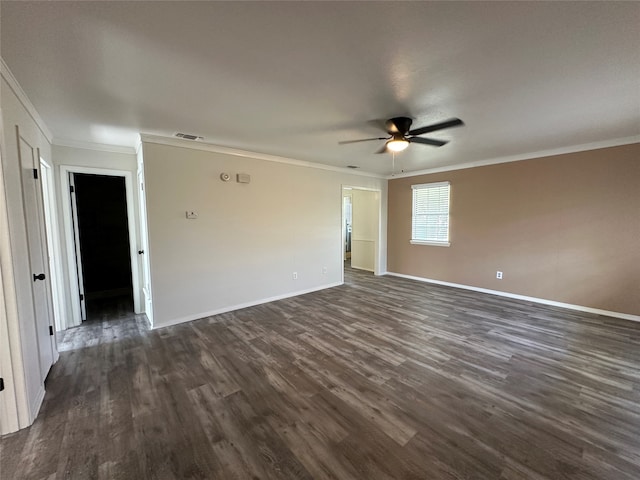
[410,181,451,247]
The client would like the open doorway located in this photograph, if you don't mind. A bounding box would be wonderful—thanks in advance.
[342,186,381,282]
[71,173,133,320]
[60,166,140,327]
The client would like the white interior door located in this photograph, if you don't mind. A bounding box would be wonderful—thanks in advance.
[18,133,54,382]
[137,169,153,323]
[40,159,67,332]
[69,173,87,321]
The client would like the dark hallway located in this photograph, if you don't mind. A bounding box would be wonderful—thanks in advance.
[74,173,133,319]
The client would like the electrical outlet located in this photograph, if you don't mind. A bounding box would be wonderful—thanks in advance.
[322,266,327,274]
[186,211,198,219]
[496,271,503,279]
[292,272,298,280]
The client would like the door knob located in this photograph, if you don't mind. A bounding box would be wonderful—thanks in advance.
[33,273,46,281]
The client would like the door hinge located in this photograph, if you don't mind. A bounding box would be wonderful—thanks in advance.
[33,168,38,179]
[80,293,84,301]
[69,185,75,193]
[0,378,4,391]
[49,326,54,336]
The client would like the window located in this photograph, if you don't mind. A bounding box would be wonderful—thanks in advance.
[411,181,450,246]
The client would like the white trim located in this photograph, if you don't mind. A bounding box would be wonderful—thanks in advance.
[411,181,450,245]
[68,173,86,321]
[0,58,53,142]
[141,133,386,179]
[52,138,136,155]
[0,262,18,434]
[386,272,640,323]
[0,107,31,434]
[388,136,640,179]
[134,135,143,155]
[410,240,450,247]
[340,185,382,192]
[153,282,343,329]
[59,166,142,328]
[412,181,450,189]
[136,164,153,325]
[341,185,383,279]
[29,385,46,423]
[39,158,67,333]
[341,190,350,285]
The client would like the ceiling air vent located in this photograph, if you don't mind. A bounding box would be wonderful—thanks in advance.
[175,132,204,141]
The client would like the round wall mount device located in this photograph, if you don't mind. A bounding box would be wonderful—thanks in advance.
[220,173,231,182]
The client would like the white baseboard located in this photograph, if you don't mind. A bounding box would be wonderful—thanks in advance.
[385,272,640,323]
[153,282,343,329]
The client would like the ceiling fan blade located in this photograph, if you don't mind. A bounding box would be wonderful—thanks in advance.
[408,118,464,136]
[367,119,392,133]
[409,137,448,147]
[375,144,388,154]
[338,137,388,145]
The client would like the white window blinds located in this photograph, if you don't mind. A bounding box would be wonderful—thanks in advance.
[411,181,450,245]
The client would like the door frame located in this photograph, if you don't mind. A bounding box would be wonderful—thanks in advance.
[39,157,67,331]
[0,111,28,434]
[60,165,141,326]
[68,173,87,321]
[18,134,56,385]
[341,185,382,284]
[136,166,153,325]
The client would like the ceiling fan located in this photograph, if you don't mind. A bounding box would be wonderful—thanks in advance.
[339,116,464,153]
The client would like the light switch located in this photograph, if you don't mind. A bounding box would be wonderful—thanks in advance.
[186,211,198,219]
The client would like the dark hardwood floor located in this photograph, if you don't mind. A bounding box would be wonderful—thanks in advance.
[2,265,640,479]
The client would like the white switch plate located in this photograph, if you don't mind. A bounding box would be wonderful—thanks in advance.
[292,272,298,280]
[186,211,198,219]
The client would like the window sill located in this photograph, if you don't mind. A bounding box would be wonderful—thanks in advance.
[410,240,450,247]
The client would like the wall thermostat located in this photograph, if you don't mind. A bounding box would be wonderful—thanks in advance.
[220,172,231,182]
[237,173,251,184]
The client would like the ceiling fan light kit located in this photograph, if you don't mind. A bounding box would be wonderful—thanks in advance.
[387,137,409,152]
[339,115,464,154]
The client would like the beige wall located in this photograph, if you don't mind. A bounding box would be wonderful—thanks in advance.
[387,143,640,317]
[143,141,386,328]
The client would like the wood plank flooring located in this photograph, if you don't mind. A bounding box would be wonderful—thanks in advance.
[2,266,640,479]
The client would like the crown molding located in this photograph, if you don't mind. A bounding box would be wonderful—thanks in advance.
[387,135,640,180]
[134,135,143,155]
[140,133,386,179]
[0,57,54,143]
[52,138,137,155]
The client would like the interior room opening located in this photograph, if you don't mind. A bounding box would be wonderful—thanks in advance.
[342,186,381,282]
[71,173,134,320]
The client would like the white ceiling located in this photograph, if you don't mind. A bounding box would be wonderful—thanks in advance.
[2,1,639,176]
